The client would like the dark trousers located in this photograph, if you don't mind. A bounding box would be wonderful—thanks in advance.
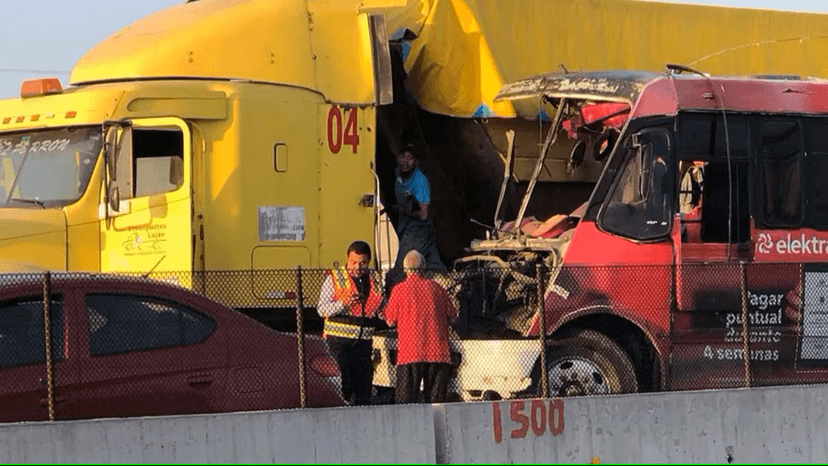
[395,362,452,404]
[387,217,445,291]
[326,337,374,406]
[395,217,443,268]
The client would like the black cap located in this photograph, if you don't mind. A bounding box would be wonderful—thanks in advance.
[400,142,416,156]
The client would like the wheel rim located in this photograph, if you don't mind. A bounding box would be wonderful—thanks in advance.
[547,357,611,396]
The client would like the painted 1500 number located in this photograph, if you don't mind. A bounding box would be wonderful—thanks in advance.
[492,399,565,443]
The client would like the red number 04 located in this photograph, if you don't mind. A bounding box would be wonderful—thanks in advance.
[327,106,360,154]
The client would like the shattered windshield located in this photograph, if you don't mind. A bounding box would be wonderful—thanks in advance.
[0,126,102,208]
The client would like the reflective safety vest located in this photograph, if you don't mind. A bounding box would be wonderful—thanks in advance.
[323,268,383,340]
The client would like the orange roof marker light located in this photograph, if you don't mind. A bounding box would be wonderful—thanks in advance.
[20,78,62,98]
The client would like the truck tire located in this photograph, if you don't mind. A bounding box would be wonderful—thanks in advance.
[541,329,638,397]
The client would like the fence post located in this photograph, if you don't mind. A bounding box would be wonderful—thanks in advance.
[43,271,55,421]
[296,266,307,408]
[537,263,549,398]
[740,260,750,388]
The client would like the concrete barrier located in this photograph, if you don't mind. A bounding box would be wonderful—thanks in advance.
[0,404,435,463]
[5,384,828,463]
[436,385,828,463]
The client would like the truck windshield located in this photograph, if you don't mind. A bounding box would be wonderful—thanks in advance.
[0,126,102,208]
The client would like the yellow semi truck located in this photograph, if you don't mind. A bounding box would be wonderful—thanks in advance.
[0,1,394,318]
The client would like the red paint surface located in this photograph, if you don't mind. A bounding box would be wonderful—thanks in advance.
[326,106,342,153]
[492,402,503,443]
[509,400,529,438]
[550,399,565,435]
[493,399,566,443]
[343,107,360,153]
[633,77,828,118]
[531,399,546,436]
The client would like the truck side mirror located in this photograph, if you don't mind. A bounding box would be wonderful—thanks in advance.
[104,127,118,182]
[108,185,120,212]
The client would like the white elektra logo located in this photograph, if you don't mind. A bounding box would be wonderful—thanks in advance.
[756,232,828,255]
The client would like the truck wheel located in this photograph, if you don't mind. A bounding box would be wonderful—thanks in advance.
[542,329,638,396]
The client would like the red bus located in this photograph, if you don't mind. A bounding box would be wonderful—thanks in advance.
[453,67,828,397]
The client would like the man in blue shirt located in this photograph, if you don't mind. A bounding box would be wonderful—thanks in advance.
[388,143,444,288]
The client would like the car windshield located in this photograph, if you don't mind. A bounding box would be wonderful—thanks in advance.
[0,126,102,208]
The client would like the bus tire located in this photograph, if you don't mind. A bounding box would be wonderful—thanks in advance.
[541,329,638,397]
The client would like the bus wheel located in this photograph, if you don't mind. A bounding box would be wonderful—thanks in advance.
[543,329,638,396]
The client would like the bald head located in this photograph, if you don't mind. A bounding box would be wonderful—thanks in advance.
[403,250,425,275]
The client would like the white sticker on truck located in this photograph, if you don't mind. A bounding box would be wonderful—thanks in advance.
[258,206,305,242]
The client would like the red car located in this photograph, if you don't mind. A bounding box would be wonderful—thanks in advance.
[0,273,342,423]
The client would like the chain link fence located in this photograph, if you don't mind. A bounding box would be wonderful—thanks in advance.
[0,262,826,422]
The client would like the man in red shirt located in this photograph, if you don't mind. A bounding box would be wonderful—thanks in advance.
[385,250,458,404]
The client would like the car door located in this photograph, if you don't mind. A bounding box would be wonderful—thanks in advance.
[0,293,78,422]
[72,289,229,419]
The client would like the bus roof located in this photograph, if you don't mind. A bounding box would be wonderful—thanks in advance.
[495,70,661,105]
[498,70,828,116]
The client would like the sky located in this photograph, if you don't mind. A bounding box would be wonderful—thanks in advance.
[2,0,828,98]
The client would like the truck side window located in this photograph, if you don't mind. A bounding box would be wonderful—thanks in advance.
[134,129,184,198]
[116,127,184,200]
[599,128,673,240]
[760,120,803,227]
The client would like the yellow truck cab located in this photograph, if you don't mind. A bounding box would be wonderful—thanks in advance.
[0,0,392,313]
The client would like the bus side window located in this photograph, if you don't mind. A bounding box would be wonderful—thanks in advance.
[679,161,705,242]
[803,121,828,229]
[700,161,750,244]
[679,162,705,214]
[759,121,803,227]
[677,112,751,244]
